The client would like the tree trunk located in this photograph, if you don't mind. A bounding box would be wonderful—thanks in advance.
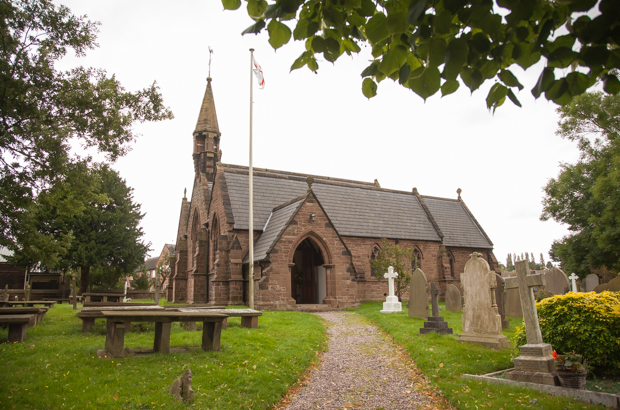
[80,265,90,294]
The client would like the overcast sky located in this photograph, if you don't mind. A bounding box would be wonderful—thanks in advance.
[55,1,581,268]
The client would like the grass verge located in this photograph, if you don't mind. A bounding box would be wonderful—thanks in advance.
[0,303,326,409]
[353,302,609,410]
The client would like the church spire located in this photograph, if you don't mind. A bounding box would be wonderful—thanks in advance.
[193,77,221,182]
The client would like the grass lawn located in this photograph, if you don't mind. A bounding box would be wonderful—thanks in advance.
[0,302,326,409]
[353,302,614,410]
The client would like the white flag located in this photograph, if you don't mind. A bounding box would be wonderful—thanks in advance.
[252,56,265,89]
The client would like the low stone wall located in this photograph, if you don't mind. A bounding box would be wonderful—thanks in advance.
[127,290,165,300]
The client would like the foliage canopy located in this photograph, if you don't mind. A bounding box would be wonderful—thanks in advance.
[541,92,620,276]
[0,0,172,256]
[369,238,417,301]
[225,0,619,109]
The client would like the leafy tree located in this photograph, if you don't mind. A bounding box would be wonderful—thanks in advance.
[155,257,171,288]
[12,164,150,293]
[506,253,514,271]
[541,92,620,277]
[370,238,416,302]
[225,0,619,109]
[546,261,553,269]
[132,267,153,291]
[539,253,545,268]
[0,0,173,255]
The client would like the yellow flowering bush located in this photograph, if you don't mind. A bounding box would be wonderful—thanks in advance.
[512,291,620,375]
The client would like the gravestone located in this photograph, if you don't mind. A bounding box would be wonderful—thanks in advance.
[380,266,402,313]
[2,285,8,302]
[154,276,161,305]
[495,273,509,329]
[445,284,462,312]
[543,267,570,295]
[25,284,31,302]
[505,280,522,317]
[72,275,77,311]
[420,282,452,334]
[408,268,429,319]
[568,273,579,292]
[457,252,510,349]
[597,275,620,292]
[505,260,559,386]
[583,274,599,292]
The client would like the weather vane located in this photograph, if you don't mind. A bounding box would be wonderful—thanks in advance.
[208,46,214,77]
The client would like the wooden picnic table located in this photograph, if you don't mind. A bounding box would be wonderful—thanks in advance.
[77,305,163,333]
[6,300,56,308]
[0,314,36,342]
[166,308,262,328]
[101,311,227,358]
[0,307,48,326]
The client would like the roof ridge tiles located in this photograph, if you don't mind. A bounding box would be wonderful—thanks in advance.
[421,195,460,202]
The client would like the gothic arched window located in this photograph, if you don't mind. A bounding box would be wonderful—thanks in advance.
[412,248,422,269]
[370,244,381,277]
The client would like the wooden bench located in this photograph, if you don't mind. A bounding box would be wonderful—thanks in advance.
[6,300,56,308]
[83,302,156,308]
[0,307,48,326]
[101,311,227,358]
[77,306,163,333]
[166,308,262,329]
[0,314,35,342]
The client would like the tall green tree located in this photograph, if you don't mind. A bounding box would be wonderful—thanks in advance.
[13,164,149,293]
[541,92,620,277]
[506,253,514,271]
[0,0,172,255]
[370,238,416,301]
[225,0,619,108]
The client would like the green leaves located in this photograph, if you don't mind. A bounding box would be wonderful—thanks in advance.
[247,0,268,18]
[486,83,508,112]
[362,78,377,98]
[443,38,468,81]
[267,20,291,50]
[222,0,241,10]
[365,12,388,43]
[378,45,407,76]
[408,66,440,100]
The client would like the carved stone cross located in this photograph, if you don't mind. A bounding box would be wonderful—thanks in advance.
[430,282,441,317]
[384,266,398,301]
[568,273,579,292]
[505,260,545,344]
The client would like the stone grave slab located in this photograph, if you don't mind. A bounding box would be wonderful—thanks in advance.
[543,267,570,295]
[408,268,429,319]
[457,253,509,349]
[505,260,559,386]
[444,284,462,312]
[582,274,599,292]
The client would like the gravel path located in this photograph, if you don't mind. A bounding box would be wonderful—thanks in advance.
[278,311,450,410]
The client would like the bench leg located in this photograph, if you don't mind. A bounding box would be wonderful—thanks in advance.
[154,322,171,353]
[105,321,126,358]
[201,321,222,352]
[8,323,27,343]
[241,316,258,328]
[81,317,95,333]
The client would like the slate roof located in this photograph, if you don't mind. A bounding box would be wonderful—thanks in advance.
[422,197,492,249]
[135,256,159,273]
[243,197,305,263]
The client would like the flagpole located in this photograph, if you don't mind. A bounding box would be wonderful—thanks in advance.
[248,48,255,310]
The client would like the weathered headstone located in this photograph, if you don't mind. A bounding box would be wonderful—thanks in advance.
[25,284,31,301]
[495,273,509,329]
[72,275,77,311]
[154,276,161,305]
[445,284,462,312]
[2,284,8,302]
[457,252,510,349]
[505,277,523,318]
[420,282,453,334]
[505,260,559,386]
[599,275,620,292]
[123,280,128,303]
[170,369,194,403]
[568,273,579,292]
[380,266,402,313]
[583,274,600,292]
[543,267,570,295]
[408,268,429,319]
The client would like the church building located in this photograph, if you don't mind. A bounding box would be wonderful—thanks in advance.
[168,78,499,309]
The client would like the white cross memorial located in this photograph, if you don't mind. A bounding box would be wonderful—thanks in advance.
[568,273,579,292]
[380,266,402,313]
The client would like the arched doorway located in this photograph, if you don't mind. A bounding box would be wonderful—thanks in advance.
[291,238,326,304]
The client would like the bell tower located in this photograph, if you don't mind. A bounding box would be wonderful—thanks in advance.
[193,77,221,182]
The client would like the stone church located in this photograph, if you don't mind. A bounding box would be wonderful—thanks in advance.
[168,77,499,309]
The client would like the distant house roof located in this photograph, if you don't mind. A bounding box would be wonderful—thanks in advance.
[220,165,493,262]
[135,256,159,273]
[0,246,13,263]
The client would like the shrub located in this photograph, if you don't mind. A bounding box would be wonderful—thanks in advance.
[132,273,152,290]
[512,291,620,375]
[534,289,554,301]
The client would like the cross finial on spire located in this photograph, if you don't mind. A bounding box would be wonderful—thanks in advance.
[208,46,214,78]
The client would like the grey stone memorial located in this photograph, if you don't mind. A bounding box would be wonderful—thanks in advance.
[420,282,452,334]
[568,273,579,293]
[25,284,31,301]
[72,275,77,310]
[543,267,570,295]
[380,266,402,313]
[583,274,599,292]
[495,273,509,329]
[445,284,462,312]
[155,276,161,305]
[408,268,429,319]
[457,253,510,349]
[505,260,559,386]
